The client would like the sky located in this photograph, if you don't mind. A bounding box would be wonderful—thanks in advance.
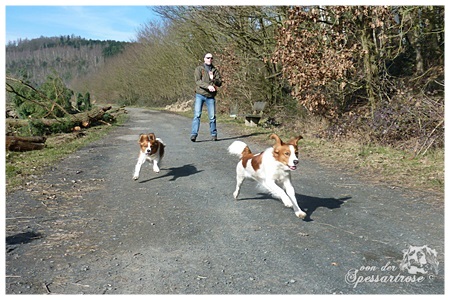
[4,1,441,44]
[2,0,259,44]
[4,5,162,44]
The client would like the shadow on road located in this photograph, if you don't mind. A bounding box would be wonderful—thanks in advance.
[139,164,203,183]
[194,132,267,143]
[235,193,351,221]
[6,231,43,246]
[297,194,351,221]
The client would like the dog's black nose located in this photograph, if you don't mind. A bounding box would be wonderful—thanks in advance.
[293,160,299,165]
[146,149,151,153]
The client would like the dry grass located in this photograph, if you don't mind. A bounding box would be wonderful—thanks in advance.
[299,136,444,192]
[289,115,444,193]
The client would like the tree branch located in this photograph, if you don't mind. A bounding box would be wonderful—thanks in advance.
[6,76,71,117]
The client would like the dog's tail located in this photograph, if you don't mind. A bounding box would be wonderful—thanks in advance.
[156,137,166,145]
[228,141,252,158]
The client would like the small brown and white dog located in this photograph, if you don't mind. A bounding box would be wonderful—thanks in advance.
[228,133,306,219]
[133,133,165,180]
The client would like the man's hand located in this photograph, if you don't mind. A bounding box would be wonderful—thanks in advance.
[208,85,216,92]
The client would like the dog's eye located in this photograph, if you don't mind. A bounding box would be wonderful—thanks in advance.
[284,152,290,156]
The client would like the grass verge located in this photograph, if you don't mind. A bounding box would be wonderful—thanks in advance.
[5,113,128,193]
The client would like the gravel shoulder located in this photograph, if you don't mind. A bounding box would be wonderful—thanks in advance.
[5,107,444,294]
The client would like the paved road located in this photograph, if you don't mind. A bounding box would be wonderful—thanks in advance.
[5,107,444,294]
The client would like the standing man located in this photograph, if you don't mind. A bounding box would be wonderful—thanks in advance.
[191,53,222,142]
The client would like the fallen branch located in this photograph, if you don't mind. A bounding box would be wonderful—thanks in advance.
[416,119,444,156]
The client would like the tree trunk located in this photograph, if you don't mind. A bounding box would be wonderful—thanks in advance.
[360,28,377,116]
[5,136,46,152]
[413,25,425,75]
[6,106,113,131]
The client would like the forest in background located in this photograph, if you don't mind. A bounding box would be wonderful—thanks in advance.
[6,35,128,84]
[5,6,444,155]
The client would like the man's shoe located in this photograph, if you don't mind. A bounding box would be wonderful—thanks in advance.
[211,136,218,141]
[190,135,197,142]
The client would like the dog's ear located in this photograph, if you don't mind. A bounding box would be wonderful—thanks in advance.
[270,133,282,146]
[148,133,156,141]
[138,133,146,143]
[288,135,303,145]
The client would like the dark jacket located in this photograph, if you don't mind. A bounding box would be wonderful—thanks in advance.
[195,64,222,98]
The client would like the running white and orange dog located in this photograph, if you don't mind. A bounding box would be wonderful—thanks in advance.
[133,133,165,180]
[228,134,306,219]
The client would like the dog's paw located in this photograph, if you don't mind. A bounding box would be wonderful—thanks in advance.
[233,191,239,199]
[133,175,139,180]
[295,211,307,219]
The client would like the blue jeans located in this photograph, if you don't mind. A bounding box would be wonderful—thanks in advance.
[191,93,217,137]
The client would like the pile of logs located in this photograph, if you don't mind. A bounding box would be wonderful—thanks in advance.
[5,106,126,152]
[6,106,114,131]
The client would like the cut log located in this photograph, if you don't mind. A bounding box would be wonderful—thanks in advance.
[76,105,112,128]
[6,106,114,132]
[6,136,47,152]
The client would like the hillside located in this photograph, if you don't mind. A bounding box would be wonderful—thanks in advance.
[5,35,130,85]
